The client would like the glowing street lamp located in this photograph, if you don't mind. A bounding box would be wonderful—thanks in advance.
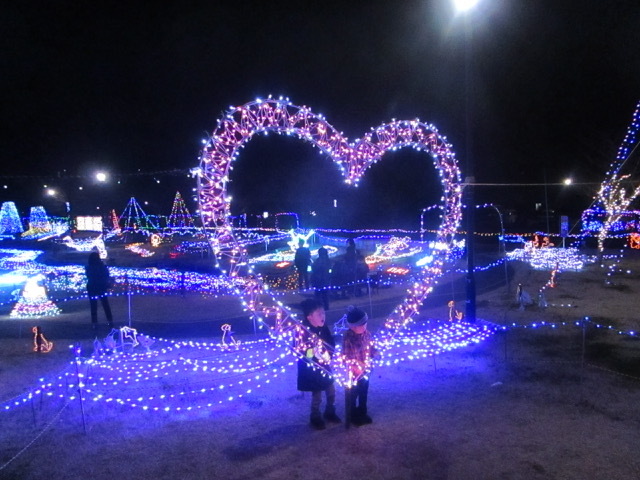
[563,177,573,185]
[453,0,480,13]
[95,171,108,182]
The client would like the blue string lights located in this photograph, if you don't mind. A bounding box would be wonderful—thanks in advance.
[2,316,635,415]
[0,321,495,414]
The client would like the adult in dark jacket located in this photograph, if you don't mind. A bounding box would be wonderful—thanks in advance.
[296,298,341,429]
[294,239,312,290]
[311,247,331,310]
[85,251,114,329]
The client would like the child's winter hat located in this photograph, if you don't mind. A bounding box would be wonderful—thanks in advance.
[346,306,367,326]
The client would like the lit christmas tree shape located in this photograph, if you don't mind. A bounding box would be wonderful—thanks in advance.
[167,191,195,232]
[119,197,159,232]
[10,274,61,318]
[196,96,463,380]
[0,201,24,235]
[21,206,52,239]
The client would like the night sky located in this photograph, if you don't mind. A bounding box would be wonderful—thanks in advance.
[1,1,638,229]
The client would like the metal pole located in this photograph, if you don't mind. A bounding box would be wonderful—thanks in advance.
[465,202,476,323]
[504,328,508,362]
[126,273,132,327]
[73,346,88,434]
[581,317,587,382]
[367,276,373,320]
[31,396,37,427]
[463,15,476,323]
[544,169,551,235]
[491,205,510,294]
[491,205,505,254]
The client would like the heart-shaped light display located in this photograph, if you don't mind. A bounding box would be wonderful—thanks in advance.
[197,96,463,372]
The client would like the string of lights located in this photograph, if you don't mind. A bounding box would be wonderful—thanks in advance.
[2,315,636,415]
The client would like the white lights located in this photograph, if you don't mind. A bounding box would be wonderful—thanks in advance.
[95,171,108,182]
[453,0,480,13]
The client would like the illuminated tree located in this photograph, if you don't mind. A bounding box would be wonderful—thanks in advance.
[596,174,640,252]
[10,275,61,318]
[119,197,159,232]
[0,201,23,234]
[21,206,52,238]
[167,191,195,231]
[596,102,640,252]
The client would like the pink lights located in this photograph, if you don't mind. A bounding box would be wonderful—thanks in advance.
[197,97,464,375]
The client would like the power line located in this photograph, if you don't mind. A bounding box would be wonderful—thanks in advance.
[464,182,603,187]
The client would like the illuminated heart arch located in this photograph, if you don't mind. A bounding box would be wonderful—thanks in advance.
[197,96,463,358]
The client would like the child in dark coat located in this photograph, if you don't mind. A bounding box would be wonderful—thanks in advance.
[297,298,341,430]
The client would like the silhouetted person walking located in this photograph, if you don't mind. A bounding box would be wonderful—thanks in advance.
[85,251,114,330]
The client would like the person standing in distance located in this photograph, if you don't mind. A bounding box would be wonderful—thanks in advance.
[294,238,312,291]
[85,251,114,330]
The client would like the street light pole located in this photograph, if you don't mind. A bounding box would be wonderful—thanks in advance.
[463,10,476,323]
[544,169,550,234]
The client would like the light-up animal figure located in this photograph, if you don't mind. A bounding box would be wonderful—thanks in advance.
[221,323,240,349]
[32,326,53,353]
[447,301,464,322]
[92,337,104,356]
[138,334,155,352]
[286,229,315,252]
[149,233,162,247]
[120,326,139,348]
[366,236,422,265]
[62,235,107,259]
[104,329,119,351]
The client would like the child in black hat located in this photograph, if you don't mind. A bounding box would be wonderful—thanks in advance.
[343,306,377,426]
[297,298,341,430]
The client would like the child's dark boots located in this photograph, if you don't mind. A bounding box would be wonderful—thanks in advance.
[323,405,342,424]
[310,412,326,430]
[351,406,372,426]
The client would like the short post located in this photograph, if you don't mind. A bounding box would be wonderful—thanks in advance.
[503,327,508,363]
[31,396,37,427]
[580,317,588,384]
[367,277,373,319]
[344,387,351,430]
[73,344,88,434]
[126,273,132,327]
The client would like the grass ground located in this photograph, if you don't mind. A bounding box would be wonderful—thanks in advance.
[1,246,639,479]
